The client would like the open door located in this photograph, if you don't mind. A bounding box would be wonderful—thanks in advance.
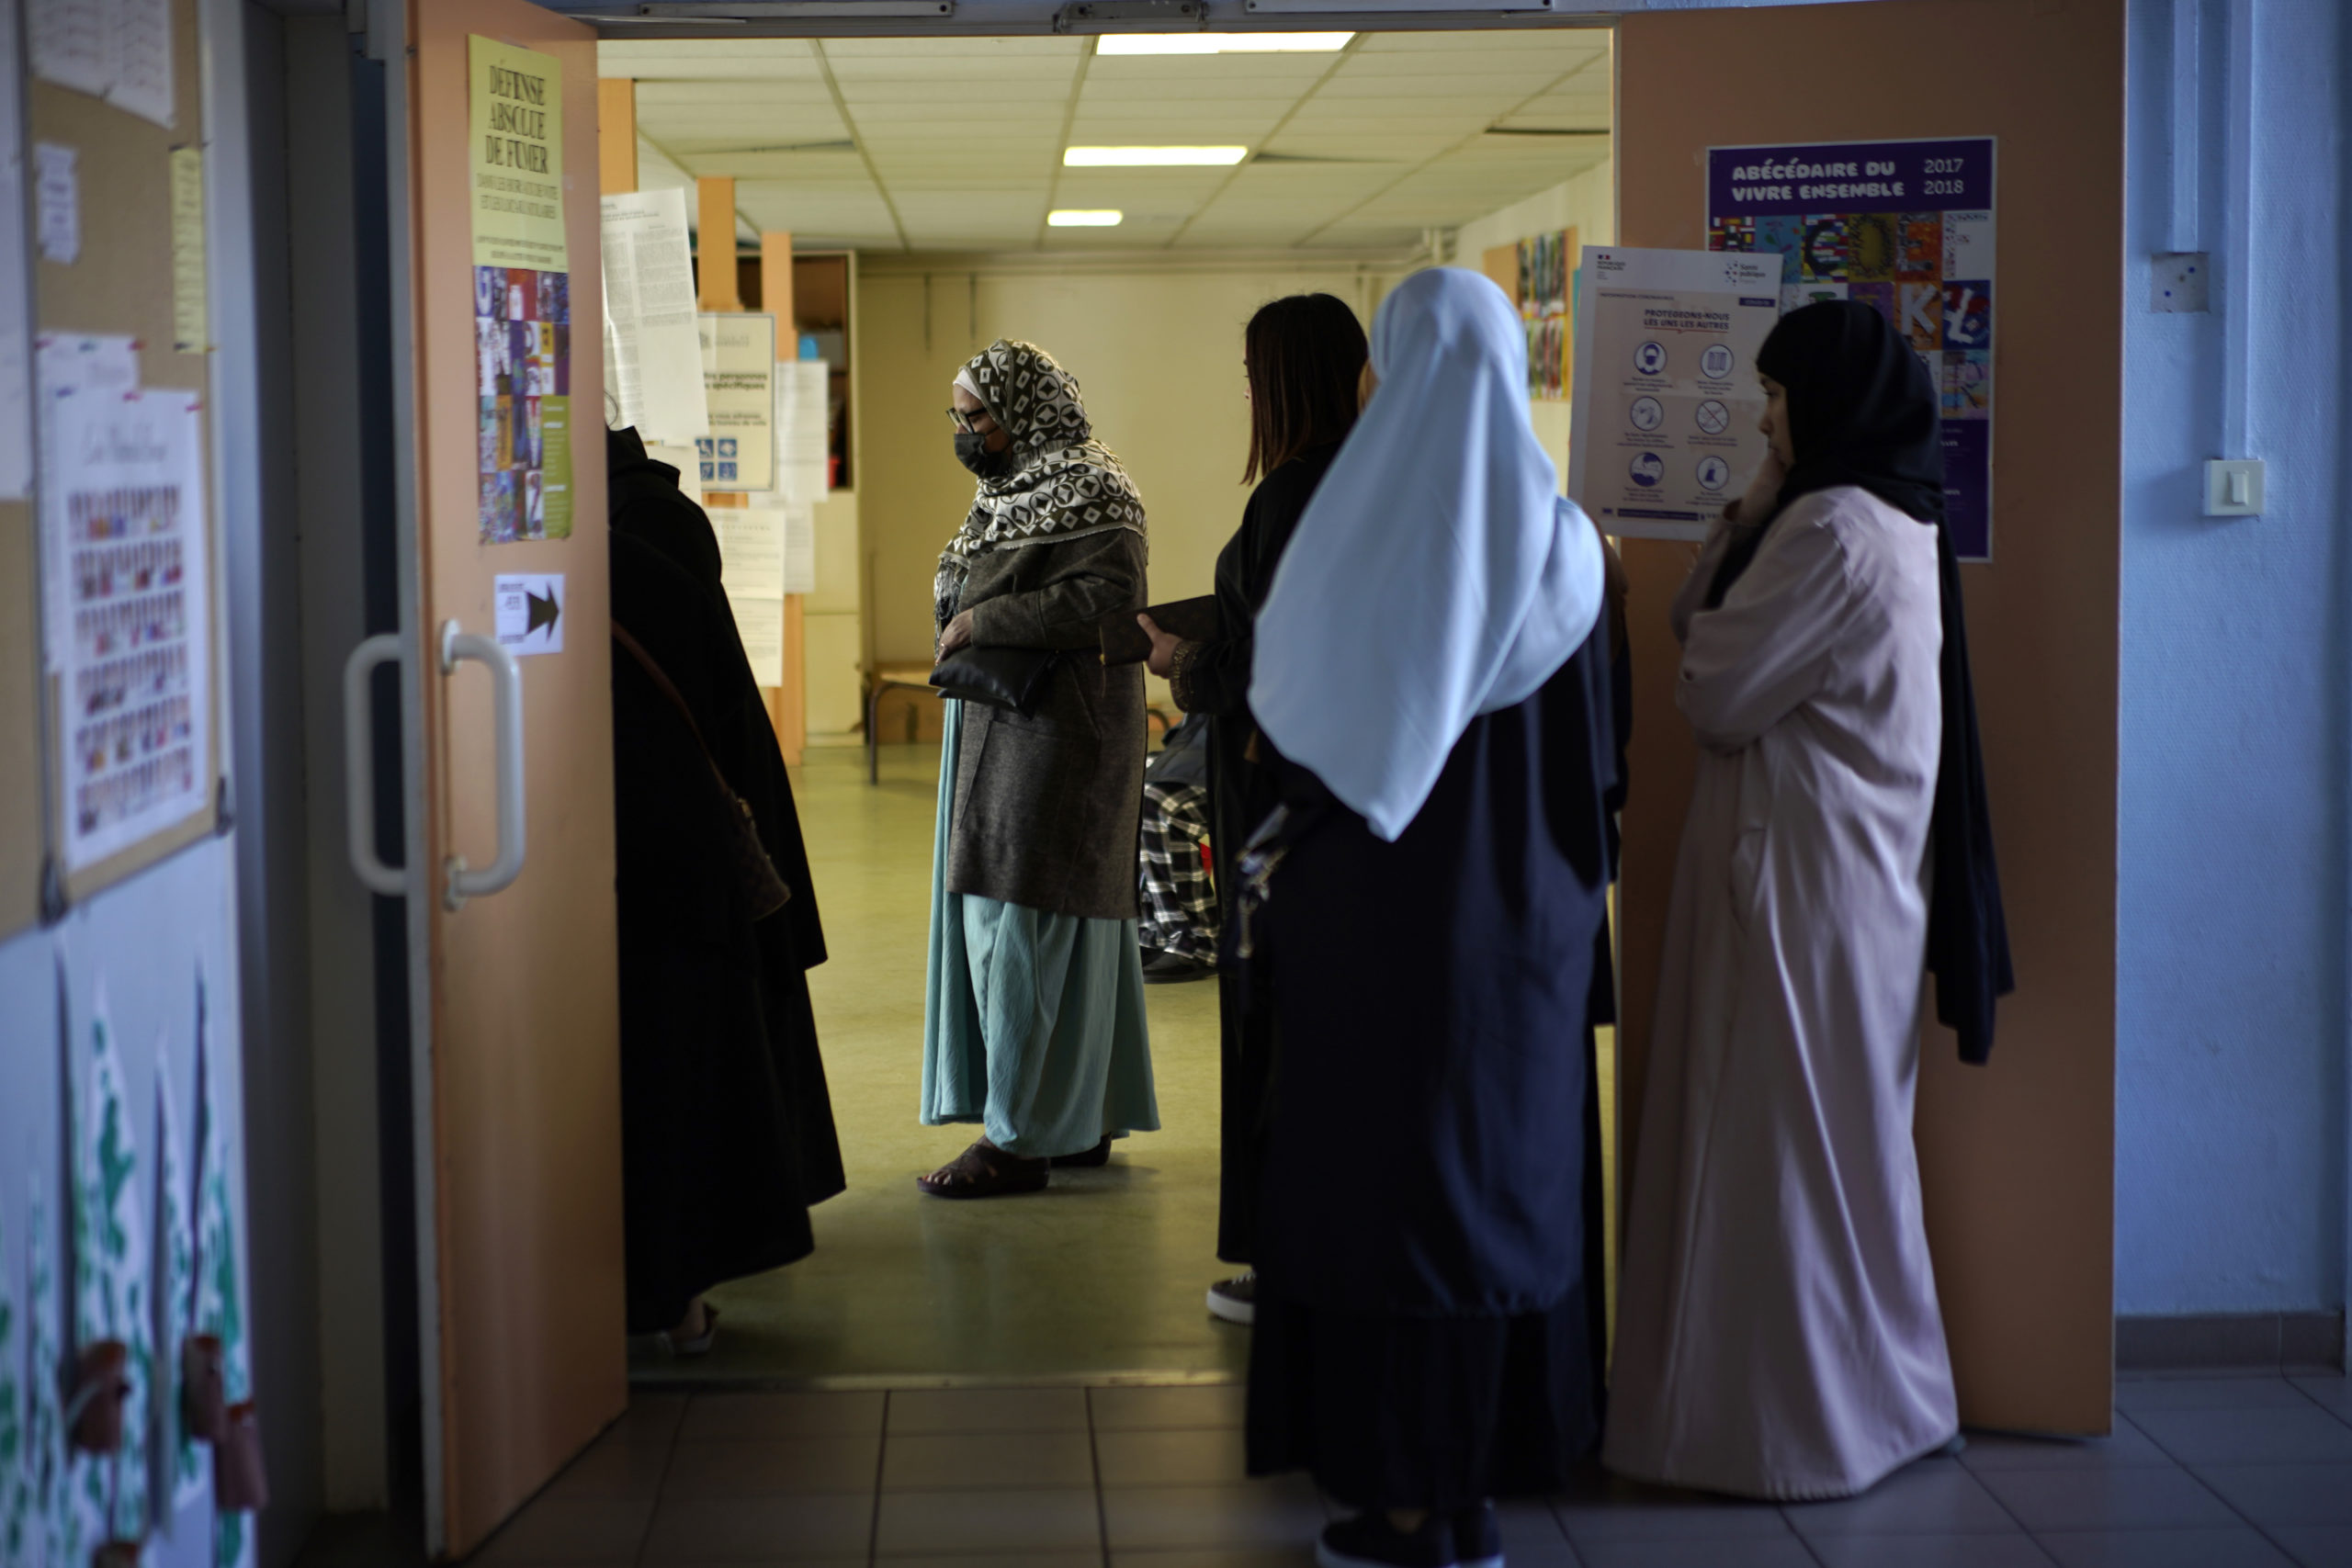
[382,0,623,1553]
[1611,0,2122,1435]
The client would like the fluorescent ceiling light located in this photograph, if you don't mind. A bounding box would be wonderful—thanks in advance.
[1096,32,1351,54]
[1047,209,1125,227]
[1064,146,1248,166]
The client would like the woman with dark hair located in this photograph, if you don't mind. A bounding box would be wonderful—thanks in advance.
[1605,299,2010,1499]
[1139,291,1368,1325]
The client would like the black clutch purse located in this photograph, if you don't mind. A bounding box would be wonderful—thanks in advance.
[929,647,1059,715]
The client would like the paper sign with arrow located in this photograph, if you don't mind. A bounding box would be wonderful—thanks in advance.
[494,573,565,656]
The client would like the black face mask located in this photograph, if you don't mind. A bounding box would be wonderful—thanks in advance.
[956,430,1013,478]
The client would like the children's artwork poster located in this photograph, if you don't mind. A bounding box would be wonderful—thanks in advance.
[39,385,214,871]
[469,37,571,542]
[1568,246,1782,542]
[696,313,776,494]
[1706,136,1996,559]
[1516,228,1575,402]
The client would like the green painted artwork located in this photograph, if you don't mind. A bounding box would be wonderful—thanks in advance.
[74,986,152,1549]
[26,1186,62,1568]
[194,979,254,1568]
[154,1046,200,1517]
[1,1209,22,1568]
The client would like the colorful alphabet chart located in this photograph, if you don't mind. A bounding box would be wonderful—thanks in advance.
[1707,136,1996,558]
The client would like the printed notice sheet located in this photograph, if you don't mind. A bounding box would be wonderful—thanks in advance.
[1707,136,1996,558]
[697,313,776,493]
[41,386,212,869]
[783,501,816,596]
[28,0,175,126]
[774,358,830,500]
[713,506,785,600]
[733,597,783,687]
[1568,247,1781,541]
[600,187,707,442]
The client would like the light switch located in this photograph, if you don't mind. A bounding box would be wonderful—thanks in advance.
[2204,458,2265,516]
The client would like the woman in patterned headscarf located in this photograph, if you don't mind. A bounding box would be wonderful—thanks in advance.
[916,339,1161,1199]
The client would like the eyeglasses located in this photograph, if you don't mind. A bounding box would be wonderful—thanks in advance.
[946,407,997,434]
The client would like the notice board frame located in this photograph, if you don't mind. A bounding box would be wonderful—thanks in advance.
[3,0,222,938]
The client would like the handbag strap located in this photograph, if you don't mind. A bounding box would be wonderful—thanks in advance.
[613,619,739,797]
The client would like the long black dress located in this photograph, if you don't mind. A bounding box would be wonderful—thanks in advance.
[1246,622,1619,1510]
[1166,443,1341,1265]
[606,426,846,1334]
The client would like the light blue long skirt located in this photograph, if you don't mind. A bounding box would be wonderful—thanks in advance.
[921,700,1159,1159]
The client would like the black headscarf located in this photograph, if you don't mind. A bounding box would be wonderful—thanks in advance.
[1706,300,2015,1064]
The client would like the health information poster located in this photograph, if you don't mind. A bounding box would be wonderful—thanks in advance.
[1706,136,1996,558]
[469,37,571,541]
[697,313,777,493]
[1568,246,1781,541]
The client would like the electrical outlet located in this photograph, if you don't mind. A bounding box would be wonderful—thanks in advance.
[2204,458,2265,516]
[2153,253,2210,312]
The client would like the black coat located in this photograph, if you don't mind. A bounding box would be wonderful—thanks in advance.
[1167,446,1340,1264]
[1256,625,1619,1316]
[606,428,845,1333]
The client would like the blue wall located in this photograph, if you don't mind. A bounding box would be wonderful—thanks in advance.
[2117,0,2350,1315]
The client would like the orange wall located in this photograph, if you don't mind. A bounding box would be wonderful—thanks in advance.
[1615,0,2122,1434]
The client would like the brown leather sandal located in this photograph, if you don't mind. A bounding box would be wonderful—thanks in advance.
[1050,1135,1114,1168]
[915,1140,1049,1199]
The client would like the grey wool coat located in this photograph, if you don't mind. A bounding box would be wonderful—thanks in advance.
[946,525,1148,921]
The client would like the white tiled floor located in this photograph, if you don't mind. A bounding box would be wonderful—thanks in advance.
[300,1370,2352,1567]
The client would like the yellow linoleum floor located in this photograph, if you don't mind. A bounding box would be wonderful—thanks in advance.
[630,741,1251,1388]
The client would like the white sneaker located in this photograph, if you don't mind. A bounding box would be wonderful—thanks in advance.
[1206,1271,1257,1325]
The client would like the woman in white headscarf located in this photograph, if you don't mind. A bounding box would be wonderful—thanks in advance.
[1239,268,1618,1568]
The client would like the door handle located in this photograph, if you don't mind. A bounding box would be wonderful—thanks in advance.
[438,618,527,910]
[342,634,406,896]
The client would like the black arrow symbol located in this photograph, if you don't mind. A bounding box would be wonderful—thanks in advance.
[526,586,560,638]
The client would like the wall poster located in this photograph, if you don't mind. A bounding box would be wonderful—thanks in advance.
[1568,246,1781,541]
[696,313,775,493]
[1706,136,1996,558]
[469,36,571,542]
[39,382,213,872]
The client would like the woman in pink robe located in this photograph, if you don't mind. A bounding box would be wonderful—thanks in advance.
[1605,301,1971,1500]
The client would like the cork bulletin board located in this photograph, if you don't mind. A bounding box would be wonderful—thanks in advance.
[2,0,220,935]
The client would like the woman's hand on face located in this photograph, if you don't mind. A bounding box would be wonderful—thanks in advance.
[938,610,975,658]
[1139,614,1180,679]
[1735,449,1789,526]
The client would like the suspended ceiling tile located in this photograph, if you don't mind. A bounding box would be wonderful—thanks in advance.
[600,39,818,79]
[736,187,899,229]
[637,80,835,107]
[1259,132,1439,158]
[848,99,1069,125]
[1355,28,1603,52]
[822,53,1080,81]
[1316,73,1569,102]
[820,35,1081,56]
